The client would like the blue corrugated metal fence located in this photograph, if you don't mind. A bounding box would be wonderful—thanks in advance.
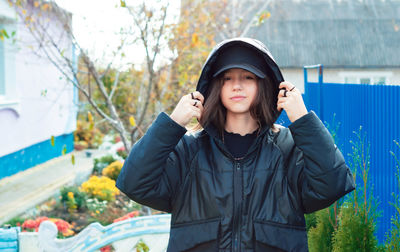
[301,65,400,244]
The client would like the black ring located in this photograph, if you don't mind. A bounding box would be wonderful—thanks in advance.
[194,101,197,107]
[284,90,288,97]
[290,86,295,91]
[191,92,194,99]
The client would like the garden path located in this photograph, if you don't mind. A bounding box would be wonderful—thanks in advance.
[0,149,107,225]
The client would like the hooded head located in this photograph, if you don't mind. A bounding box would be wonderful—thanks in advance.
[196,37,284,132]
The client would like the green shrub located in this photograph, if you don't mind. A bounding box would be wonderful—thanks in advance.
[332,127,379,252]
[308,206,338,252]
[332,202,377,252]
[305,212,317,232]
[74,112,104,149]
[60,186,87,211]
[385,140,400,251]
[3,216,25,227]
[93,154,116,174]
[135,239,149,252]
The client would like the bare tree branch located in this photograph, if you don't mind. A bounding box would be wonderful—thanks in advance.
[109,71,120,100]
[240,0,272,37]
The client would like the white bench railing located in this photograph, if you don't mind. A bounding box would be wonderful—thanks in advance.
[17,214,171,252]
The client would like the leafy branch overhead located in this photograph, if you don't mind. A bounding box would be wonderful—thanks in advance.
[7,0,273,151]
[7,0,174,151]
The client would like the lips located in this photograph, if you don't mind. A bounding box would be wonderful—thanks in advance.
[230,96,246,101]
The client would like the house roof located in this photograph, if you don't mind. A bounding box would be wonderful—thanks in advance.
[246,0,400,68]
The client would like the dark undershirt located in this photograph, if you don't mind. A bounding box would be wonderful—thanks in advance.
[223,129,258,159]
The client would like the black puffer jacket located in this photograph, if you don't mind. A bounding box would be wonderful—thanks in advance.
[116,38,355,251]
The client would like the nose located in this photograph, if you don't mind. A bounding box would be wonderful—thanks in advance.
[232,78,243,90]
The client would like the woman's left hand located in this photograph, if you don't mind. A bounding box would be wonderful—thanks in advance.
[277,81,308,123]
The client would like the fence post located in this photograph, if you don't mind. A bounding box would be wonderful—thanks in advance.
[303,64,324,120]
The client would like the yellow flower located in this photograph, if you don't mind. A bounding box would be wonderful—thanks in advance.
[102,161,124,180]
[80,175,119,201]
[67,192,74,199]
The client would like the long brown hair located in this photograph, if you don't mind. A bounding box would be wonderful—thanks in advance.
[196,74,279,134]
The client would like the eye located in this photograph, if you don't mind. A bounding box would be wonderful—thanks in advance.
[223,76,232,81]
[245,75,255,80]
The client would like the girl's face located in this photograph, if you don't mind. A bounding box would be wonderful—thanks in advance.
[220,68,258,115]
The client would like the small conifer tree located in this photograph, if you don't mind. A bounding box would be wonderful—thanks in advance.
[385,140,400,252]
[332,127,379,252]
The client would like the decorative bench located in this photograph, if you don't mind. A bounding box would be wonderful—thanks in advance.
[2,214,171,252]
[0,226,20,252]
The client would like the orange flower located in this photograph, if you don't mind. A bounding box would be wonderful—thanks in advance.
[53,219,71,233]
[21,216,74,236]
[128,211,139,218]
[35,216,49,231]
[36,216,49,225]
[113,210,140,223]
[22,219,37,229]
[100,245,112,252]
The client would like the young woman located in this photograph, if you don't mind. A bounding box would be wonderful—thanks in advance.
[116,38,355,252]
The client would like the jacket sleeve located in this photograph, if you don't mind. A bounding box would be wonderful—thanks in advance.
[287,111,355,214]
[116,112,189,213]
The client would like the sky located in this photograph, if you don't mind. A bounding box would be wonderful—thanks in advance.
[54,0,181,68]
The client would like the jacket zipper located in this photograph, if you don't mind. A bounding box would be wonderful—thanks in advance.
[233,160,242,252]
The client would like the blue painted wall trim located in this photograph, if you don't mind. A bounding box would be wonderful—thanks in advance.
[0,133,74,179]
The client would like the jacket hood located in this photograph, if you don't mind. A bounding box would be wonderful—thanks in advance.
[196,37,285,124]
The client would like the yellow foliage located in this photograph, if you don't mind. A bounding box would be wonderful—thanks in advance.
[80,176,119,201]
[146,10,153,18]
[102,161,124,181]
[258,11,271,24]
[129,116,136,127]
[167,0,220,103]
[191,33,198,44]
[74,118,103,148]
[41,3,49,11]
[88,111,93,123]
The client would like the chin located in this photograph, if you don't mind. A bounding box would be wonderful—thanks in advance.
[227,107,251,115]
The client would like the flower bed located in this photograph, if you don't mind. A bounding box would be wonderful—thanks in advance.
[4,153,162,238]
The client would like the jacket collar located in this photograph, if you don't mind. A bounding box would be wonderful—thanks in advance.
[203,122,274,145]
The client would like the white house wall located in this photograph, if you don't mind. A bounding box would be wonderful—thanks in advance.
[280,68,400,94]
[0,4,76,157]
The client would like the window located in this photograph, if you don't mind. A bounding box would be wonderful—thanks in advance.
[359,78,371,84]
[0,36,4,96]
[0,21,19,114]
[340,71,392,85]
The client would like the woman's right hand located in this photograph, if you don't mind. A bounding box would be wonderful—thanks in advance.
[170,91,205,127]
